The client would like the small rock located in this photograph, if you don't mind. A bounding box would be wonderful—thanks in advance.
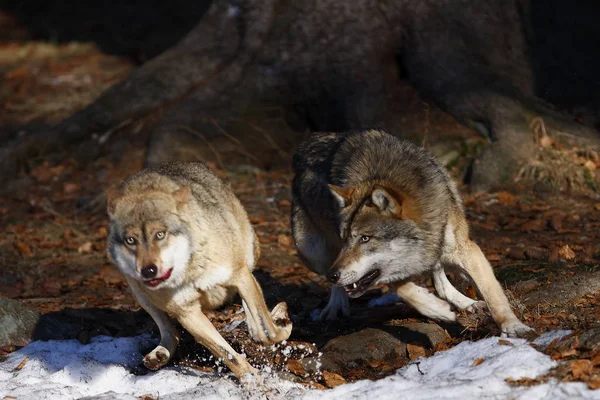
[0,298,78,346]
[579,326,600,350]
[319,328,408,372]
[390,322,450,348]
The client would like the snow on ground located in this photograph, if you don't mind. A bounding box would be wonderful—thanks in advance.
[1,331,599,400]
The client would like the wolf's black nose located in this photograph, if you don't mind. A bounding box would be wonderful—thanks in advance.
[141,265,158,279]
[327,269,340,284]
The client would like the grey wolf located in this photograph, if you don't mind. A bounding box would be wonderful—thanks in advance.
[106,161,292,378]
[291,129,532,337]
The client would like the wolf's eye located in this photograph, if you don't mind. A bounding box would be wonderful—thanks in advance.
[360,235,370,243]
[155,231,166,240]
[125,237,137,246]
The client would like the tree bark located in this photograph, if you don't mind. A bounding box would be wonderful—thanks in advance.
[4,0,599,191]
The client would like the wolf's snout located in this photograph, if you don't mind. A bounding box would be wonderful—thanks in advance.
[141,264,158,279]
[326,268,341,283]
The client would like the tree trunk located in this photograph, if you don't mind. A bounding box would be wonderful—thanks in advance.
[4,0,600,191]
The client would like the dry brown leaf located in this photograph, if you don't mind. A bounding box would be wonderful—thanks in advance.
[473,358,485,366]
[550,213,564,232]
[407,343,427,360]
[558,245,576,260]
[520,219,547,232]
[588,378,600,390]
[14,241,33,257]
[287,359,306,376]
[323,371,346,388]
[63,182,80,194]
[495,191,517,206]
[277,234,294,247]
[539,135,554,148]
[77,241,93,254]
[584,160,597,171]
[571,360,593,379]
[13,356,28,371]
[498,339,515,346]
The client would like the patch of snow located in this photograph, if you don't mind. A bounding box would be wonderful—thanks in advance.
[303,335,599,400]
[223,319,245,332]
[2,331,599,400]
[368,292,402,308]
[533,330,573,347]
[0,335,303,400]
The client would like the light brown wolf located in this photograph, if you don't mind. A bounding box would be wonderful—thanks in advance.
[291,130,532,337]
[106,162,292,378]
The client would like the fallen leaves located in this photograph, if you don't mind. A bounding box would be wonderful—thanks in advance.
[472,358,485,367]
[407,343,427,360]
[498,339,515,347]
[519,219,547,232]
[571,360,593,379]
[30,162,66,183]
[13,241,33,257]
[77,241,93,254]
[287,359,307,376]
[277,234,294,247]
[12,356,28,372]
[558,245,576,261]
[322,371,346,388]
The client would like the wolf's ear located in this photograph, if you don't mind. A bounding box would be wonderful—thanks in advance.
[172,185,191,207]
[106,186,122,217]
[371,185,402,216]
[328,184,353,208]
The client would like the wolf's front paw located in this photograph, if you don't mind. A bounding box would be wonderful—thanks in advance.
[500,321,535,339]
[143,345,171,370]
[270,302,293,342]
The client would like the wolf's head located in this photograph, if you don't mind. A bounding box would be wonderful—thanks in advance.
[326,183,429,298]
[106,185,192,290]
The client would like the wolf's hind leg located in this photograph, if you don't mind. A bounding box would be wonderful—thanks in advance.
[432,267,487,311]
[177,302,257,378]
[319,285,350,321]
[454,241,532,338]
[393,281,457,322]
[235,268,292,344]
[128,280,179,370]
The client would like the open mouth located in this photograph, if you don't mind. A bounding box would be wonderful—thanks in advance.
[344,269,381,298]
[143,268,173,288]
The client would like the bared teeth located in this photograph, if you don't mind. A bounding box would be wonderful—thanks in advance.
[352,283,357,289]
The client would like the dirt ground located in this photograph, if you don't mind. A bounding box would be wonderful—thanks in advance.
[1,35,600,390]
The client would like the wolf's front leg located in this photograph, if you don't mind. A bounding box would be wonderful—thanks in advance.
[128,280,179,370]
[455,241,533,338]
[235,268,292,344]
[178,302,257,378]
[319,285,350,321]
[432,266,487,312]
[393,281,457,322]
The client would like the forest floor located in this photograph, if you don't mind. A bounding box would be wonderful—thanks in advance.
[1,34,600,393]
